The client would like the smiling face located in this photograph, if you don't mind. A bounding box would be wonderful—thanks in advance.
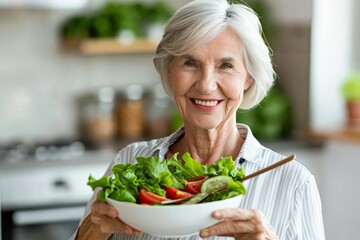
[168,28,253,130]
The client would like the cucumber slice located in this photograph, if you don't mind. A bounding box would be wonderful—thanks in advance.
[183,192,209,205]
[183,176,230,205]
[200,176,230,194]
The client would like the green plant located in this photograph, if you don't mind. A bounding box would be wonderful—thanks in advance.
[236,85,292,140]
[60,1,173,40]
[61,15,90,40]
[341,71,360,101]
[144,2,173,23]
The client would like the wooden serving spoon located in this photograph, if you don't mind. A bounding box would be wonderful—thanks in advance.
[239,154,296,182]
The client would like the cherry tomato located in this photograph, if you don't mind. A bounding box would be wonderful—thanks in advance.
[139,188,169,205]
[185,176,209,194]
[165,187,194,199]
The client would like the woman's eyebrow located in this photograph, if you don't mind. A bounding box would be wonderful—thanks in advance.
[220,57,235,62]
[182,54,195,60]
[180,55,235,62]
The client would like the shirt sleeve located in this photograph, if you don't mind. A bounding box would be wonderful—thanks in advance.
[285,175,326,239]
[67,155,117,240]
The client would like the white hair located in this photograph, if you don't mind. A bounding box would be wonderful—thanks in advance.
[153,0,275,109]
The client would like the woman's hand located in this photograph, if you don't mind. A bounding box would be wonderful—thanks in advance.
[199,208,278,240]
[76,199,141,239]
[90,199,141,236]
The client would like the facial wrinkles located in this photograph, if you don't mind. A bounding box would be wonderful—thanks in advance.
[193,62,242,116]
[170,28,249,125]
[197,44,244,92]
[170,56,218,118]
[196,61,218,94]
[174,97,186,118]
[216,73,248,129]
[226,94,242,119]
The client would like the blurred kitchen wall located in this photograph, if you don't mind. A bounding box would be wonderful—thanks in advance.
[354,0,360,67]
[0,10,156,143]
[0,0,313,144]
[310,0,359,130]
[267,0,312,138]
[0,1,189,144]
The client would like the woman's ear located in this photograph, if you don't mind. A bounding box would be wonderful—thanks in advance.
[244,75,253,91]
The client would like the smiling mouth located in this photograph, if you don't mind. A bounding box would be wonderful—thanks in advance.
[192,99,222,107]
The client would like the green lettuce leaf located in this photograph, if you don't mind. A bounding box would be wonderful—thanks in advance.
[206,156,245,180]
[109,189,137,203]
[167,152,206,182]
[87,175,111,191]
[137,156,183,190]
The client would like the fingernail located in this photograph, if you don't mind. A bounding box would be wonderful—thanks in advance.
[112,211,117,218]
[200,230,209,237]
[213,211,221,218]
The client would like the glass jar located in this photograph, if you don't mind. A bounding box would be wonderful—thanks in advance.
[79,86,116,143]
[145,83,172,138]
[115,84,145,139]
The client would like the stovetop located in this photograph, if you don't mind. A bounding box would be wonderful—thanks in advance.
[0,139,110,164]
[0,139,115,212]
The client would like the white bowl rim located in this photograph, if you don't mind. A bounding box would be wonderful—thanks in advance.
[107,194,243,209]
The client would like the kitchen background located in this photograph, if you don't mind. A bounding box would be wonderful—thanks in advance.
[0,0,359,239]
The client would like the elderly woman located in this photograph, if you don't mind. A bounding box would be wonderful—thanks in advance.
[71,0,325,239]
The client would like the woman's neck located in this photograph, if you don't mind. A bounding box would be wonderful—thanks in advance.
[169,123,243,164]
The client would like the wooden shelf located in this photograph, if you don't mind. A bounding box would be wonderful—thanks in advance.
[62,38,159,55]
[307,126,360,144]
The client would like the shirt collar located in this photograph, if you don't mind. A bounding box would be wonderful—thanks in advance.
[151,124,264,165]
[236,124,263,165]
[150,127,184,158]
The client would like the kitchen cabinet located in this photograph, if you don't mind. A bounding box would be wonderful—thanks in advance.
[63,38,158,55]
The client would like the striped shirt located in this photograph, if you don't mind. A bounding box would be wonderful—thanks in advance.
[70,124,325,240]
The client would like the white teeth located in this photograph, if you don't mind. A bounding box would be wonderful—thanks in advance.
[194,99,218,107]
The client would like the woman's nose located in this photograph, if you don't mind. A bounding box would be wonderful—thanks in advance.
[195,70,217,93]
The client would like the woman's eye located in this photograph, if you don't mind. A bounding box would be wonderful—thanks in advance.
[221,63,233,69]
[184,60,197,67]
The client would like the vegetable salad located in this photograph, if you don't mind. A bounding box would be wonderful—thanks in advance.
[87,152,246,205]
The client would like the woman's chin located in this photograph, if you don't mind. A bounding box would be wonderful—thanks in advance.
[186,118,226,130]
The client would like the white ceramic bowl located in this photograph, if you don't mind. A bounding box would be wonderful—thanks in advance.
[106,194,243,238]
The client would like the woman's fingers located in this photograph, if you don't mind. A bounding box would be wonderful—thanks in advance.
[91,200,117,218]
[200,208,269,238]
[212,208,259,221]
[200,219,255,238]
[90,200,141,236]
[91,214,138,235]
